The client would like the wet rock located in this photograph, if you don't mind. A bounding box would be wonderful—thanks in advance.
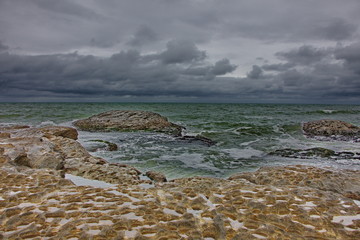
[146,171,167,182]
[73,110,183,136]
[88,139,118,151]
[269,147,336,158]
[303,119,360,141]
[269,147,360,160]
[177,135,216,146]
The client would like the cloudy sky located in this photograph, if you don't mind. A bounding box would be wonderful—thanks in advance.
[1,0,360,103]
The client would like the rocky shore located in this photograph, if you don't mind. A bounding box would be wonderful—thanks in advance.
[0,118,360,239]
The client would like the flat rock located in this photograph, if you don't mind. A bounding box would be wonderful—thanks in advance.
[73,110,183,136]
[303,119,360,141]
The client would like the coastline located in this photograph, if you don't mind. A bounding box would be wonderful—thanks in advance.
[0,125,359,239]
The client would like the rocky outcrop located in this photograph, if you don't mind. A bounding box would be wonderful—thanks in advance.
[1,163,359,239]
[73,110,183,136]
[1,125,360,239]
[303,119,360,141]
[0,125,141,185]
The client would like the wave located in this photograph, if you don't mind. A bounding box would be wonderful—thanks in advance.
[305,109,360,115]
[0,114,21,118]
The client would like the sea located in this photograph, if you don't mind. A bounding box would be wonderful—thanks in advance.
[1,103,359,179]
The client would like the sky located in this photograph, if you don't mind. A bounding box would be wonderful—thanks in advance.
[0,0,360,103]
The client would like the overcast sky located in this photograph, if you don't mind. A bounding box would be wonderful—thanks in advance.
[1,0,360,103]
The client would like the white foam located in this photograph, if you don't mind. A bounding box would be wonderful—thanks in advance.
[223,148,264,159]
[65,174,115,188]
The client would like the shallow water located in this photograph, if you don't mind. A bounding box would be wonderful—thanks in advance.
[1,102,360,179]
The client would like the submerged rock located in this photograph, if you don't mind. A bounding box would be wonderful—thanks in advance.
[270,147,360,160]
[177,135,216,146]
[146,171,167,182]
[303,119,360,141]
[73,110,184,136]
[270,147,335,158]
[88,139,118,151]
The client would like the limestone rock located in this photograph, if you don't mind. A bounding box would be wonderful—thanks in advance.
[0,125,142,185]
[73,110,183,136]
[146,171,167,182]
[10,126,78,140]
[303,119,360,141]
[229,165,360,200]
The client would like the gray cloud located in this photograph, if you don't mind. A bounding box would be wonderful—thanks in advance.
[160,40,206,64]
[127,25,158,47]
[275,45,330,65]
[0,41,239,100]
[1,0,360,103]
[247,65,263,79]
[211,59,237,75]
[0,41,8,52]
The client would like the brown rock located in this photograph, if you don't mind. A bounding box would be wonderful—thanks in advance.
[73,110,183,136]
[303,119,360,140]
[146,171,167,182]
[0,132,10,138]
[11,126,78,140]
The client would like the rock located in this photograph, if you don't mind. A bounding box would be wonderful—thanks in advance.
[269,147,360,160]
[73,110,183,136]
[303,119,360,141]
[177,135,216,146]
[269,147,336,158]
[10,126,78,140]
[89,140,118,151]
[146,171,167,182]
[228,165,360,200]
[0,125,142,185]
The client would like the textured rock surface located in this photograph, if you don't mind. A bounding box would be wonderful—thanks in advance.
[303,119,360,141]
[0,125,141,184]
[73,110,183,136]
[0,125,359,239]
[146,171,167,183]
[0,164,359,239]
[229,165,360,200]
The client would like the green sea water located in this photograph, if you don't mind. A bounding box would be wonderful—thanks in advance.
[1,103,360,179]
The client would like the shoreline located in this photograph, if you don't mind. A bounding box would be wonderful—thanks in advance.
[0,125,359,239]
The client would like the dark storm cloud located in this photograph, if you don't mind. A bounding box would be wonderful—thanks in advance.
[258,43,360,101]
[1,0,360,103]
[160,40,206,64]
[0,41,238,100]
[275,46,330,65]
[211,59,237,75]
